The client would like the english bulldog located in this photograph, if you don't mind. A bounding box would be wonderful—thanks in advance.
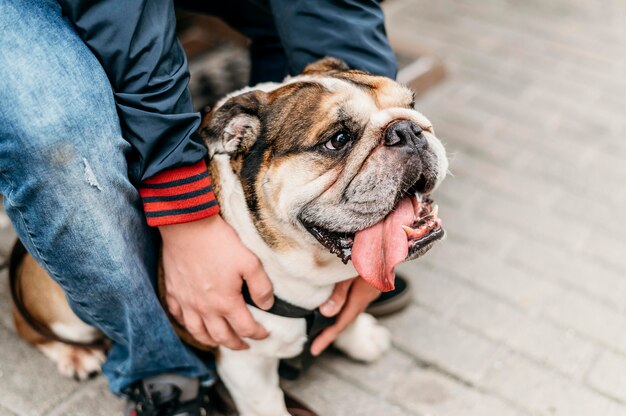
[10,58,448,416]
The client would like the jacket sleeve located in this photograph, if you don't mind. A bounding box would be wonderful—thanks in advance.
[59,0,219,226]
[268,0,397,78]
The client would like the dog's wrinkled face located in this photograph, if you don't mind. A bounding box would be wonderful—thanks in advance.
[202,58,448,292]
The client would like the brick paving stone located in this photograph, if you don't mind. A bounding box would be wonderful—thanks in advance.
[318,348,527,416]
[0,324,81,416]
[0,270,14,331]
[398,263,470,319]
[542,290,626,356]
[450,289,598,381]
[421,240,561,314]
[439,209,519,257]
[480,351,626,416]
[448,154,565,210]
[282,366,413,416]
[46,379,124,416]
[392,367,526,416]
[381,305,504,385]
[316,348,416,400]
[587,350,626,404]
[0,406,18,416]
[504,318,598,381]
[475,190,591,252]
[552,192,626,241]
[507,237,626,312]
[429,175,480,211]
[580,231,626,274]
[410,266,598,380]
[433,120,524,168]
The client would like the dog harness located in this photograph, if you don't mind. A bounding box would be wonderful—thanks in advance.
[241,283,336,380]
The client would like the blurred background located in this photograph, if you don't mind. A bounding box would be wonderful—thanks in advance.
[1,0,626,415]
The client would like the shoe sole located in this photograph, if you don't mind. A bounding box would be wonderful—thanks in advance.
[365,279,413,317]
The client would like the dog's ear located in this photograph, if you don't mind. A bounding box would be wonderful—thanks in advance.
[200,90,268,156]
[301,57,350,76]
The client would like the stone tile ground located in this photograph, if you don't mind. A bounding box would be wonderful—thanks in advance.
[1,0,626,414]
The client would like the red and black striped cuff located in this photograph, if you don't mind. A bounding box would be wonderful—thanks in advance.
[139,160,220,227]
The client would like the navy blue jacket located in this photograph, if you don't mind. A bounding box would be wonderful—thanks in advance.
[58,0,396,225]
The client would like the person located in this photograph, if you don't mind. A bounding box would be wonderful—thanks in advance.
[0,0,410,414]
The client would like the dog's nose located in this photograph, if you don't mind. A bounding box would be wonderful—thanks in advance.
[383,120,427,149]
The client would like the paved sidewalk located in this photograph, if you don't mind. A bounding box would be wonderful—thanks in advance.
[2,0,626,414]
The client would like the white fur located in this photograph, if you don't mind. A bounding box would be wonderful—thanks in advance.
[51,321,100,344]
[39,322,104,380]
[218,307,388,415]
[333,313,392,362]
[216,307,307,416]
[218,348,289,416]
[38,341,105,380]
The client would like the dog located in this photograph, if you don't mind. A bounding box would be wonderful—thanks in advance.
[10,57,448,416]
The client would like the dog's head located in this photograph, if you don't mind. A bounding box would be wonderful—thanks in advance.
[201,58,448,292]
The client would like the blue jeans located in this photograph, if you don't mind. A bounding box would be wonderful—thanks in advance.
[0,0,213,393]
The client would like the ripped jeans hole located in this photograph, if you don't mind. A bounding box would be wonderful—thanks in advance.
[82,158,103,191]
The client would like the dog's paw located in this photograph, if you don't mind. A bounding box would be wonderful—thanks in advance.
[38,342,105,380]
[332,313,391,362]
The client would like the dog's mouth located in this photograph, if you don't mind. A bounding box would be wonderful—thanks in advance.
[302,193,444,292]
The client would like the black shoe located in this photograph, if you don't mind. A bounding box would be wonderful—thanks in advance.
[366,273,413,317]
[124,374,213,416]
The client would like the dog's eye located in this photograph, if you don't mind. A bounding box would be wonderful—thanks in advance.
[325,132,351,151]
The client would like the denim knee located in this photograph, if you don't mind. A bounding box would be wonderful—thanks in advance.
[0,0,129,177]
[0,0,152,310]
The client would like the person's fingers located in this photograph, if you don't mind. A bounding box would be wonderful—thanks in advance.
[205,317,249,350]
[310,303,358,356]
[183,311,217,347]
[354,278,382,304]
[243,257,274,310]
[225,300,269,340]
[311,279,379,356]
[166,295,184,325]
[319,278,355,317]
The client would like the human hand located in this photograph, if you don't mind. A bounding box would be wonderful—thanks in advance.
[311,277,381,356]
[159,215,274,350]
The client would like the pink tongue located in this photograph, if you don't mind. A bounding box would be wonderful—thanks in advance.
[352,197,414,292]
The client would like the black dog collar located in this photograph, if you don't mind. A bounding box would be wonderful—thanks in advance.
[241,283,336,379]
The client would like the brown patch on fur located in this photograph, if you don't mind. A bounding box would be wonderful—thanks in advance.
[263,82,333,151]
[334,71,414,109]
[301,57,350,75]
[246,162,297,252]
[229,155,244,176]
[199,107,216,136]
[12,304,47,345]
[313,251,333,268]
[208,157,222,201]
[12,254,102,346]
